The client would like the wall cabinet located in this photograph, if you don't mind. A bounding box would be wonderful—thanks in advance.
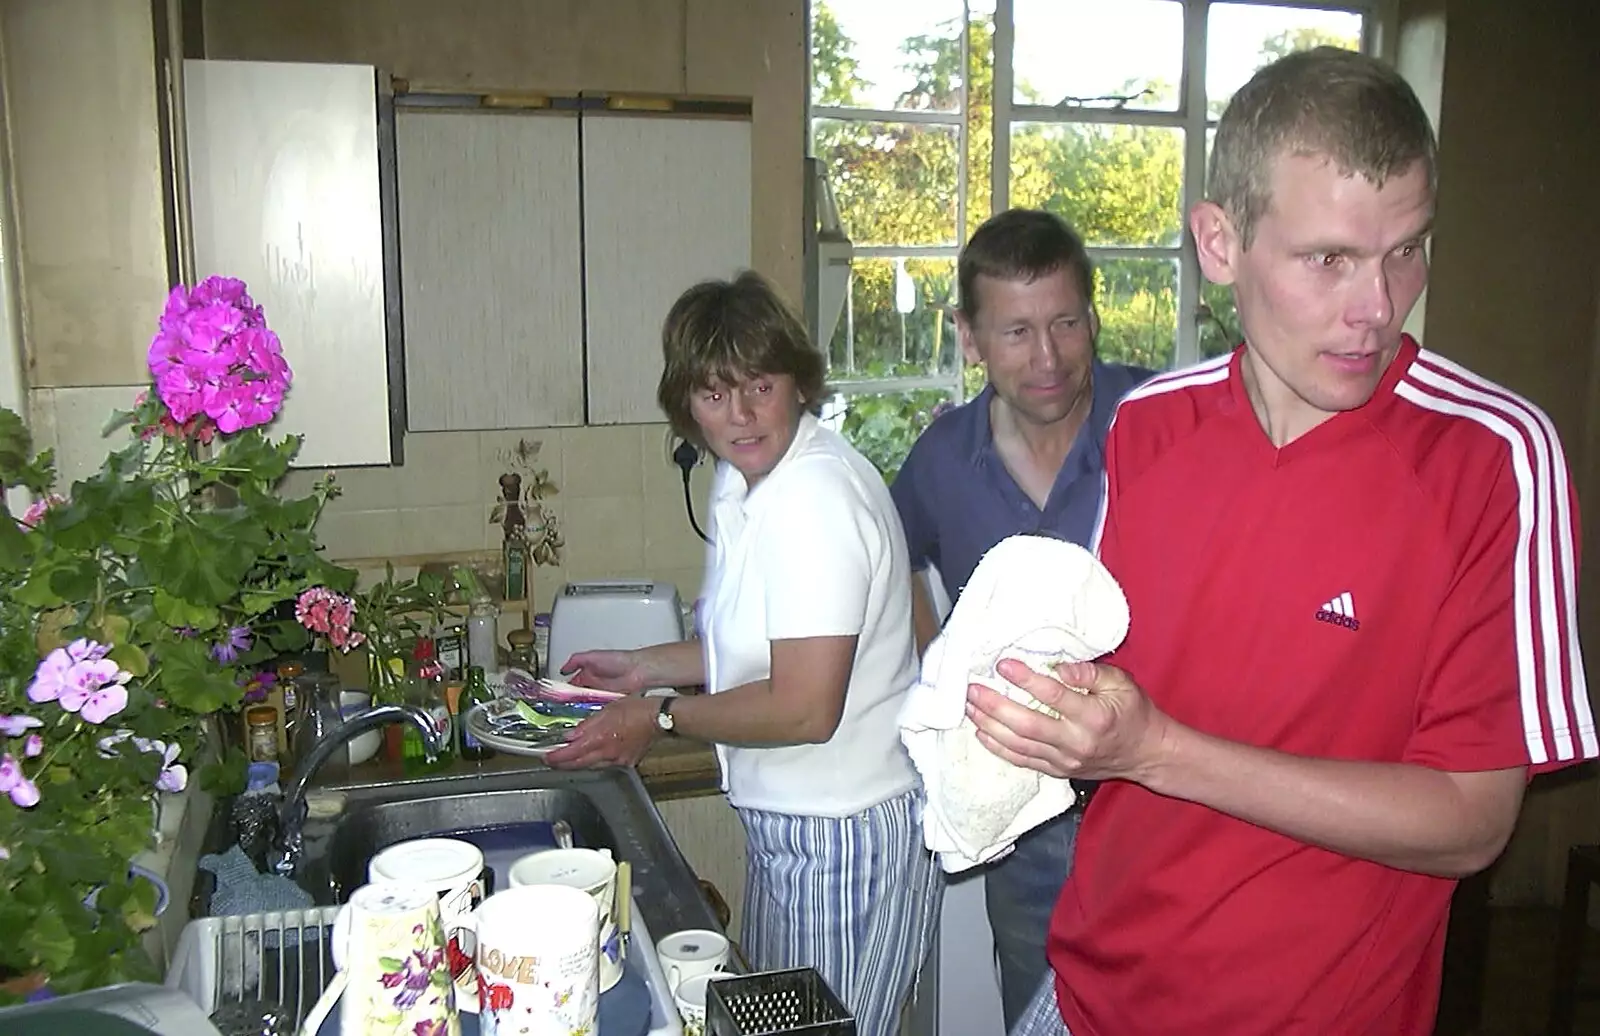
[183,58,753,455]
[183,59,401,468]
[396,108,752,429]
[396,111,585,431]
[580,114,753,425]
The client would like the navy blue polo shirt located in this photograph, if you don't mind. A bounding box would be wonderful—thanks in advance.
[891,361,1154,604]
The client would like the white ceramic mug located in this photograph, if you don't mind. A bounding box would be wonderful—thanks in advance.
[673,971,729,1036]
[467,884,599,1036]
[656,927,730,990]
[334,882,460,1036]
[368,838,487,983]
[508,847,624,992]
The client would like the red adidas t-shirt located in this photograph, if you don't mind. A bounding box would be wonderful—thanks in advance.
[1051,336,1594,1035]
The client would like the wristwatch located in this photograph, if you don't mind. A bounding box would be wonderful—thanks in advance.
[654,695,679,736]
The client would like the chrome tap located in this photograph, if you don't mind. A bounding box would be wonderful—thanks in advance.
[272,703,449,876]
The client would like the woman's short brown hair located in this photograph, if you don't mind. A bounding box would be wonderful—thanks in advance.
[656,271,827,447]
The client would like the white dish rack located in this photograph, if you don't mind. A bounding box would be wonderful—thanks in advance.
[166,906,341,1034]
[166,894,684,1036]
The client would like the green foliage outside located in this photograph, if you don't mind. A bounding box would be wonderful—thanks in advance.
[813,5,1357,479]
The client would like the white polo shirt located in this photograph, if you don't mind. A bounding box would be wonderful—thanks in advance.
[701,413,920,818]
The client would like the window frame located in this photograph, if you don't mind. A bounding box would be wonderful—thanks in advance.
[806,0,1394,421]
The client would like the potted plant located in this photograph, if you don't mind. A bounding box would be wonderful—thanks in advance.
[0,276,353,999]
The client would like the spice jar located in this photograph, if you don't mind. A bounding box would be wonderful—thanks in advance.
[246,705,279,762]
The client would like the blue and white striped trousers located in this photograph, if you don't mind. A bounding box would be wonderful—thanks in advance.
[737,789,944,1036]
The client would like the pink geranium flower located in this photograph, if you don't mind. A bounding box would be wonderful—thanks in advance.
[296,587,365,652]
[146,276,289,438]
[17,493,66,529]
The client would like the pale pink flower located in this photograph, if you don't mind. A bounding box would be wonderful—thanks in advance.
[27,638,110,704]
[0,754,39,808]
[0,715,42,737]
[22,735,42,759]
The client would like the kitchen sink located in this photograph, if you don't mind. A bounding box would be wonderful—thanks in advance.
[191,765,722,944]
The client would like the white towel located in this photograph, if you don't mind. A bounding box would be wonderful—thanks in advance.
[899,535,1130,873]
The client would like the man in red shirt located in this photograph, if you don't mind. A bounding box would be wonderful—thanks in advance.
[969,47,1596,1035]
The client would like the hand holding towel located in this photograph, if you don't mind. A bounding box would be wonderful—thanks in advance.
[899,535,1129,873]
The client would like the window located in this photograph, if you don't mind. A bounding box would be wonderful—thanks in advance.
[810,0,1372,478]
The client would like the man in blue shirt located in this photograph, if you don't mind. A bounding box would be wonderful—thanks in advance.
[891,208,1153,1031]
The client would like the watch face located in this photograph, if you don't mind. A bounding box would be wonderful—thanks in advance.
[657,700,675,730]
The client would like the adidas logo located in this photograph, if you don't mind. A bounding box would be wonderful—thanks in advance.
[1315,591,1361,631]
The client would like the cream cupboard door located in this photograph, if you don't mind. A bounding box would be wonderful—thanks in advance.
[396,110,585,430]
[581,114,753,425]
[183,60,396,467]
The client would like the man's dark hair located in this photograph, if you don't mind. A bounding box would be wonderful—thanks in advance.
[958,209,1095,323]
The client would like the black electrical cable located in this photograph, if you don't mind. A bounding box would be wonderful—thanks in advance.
[674,440,712,544]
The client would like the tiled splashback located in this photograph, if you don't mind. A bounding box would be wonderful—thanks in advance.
[279,424,714,612]
[30,384,714,612]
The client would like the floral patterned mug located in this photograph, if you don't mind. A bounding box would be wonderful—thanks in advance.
[336,881,460,1036]
[468,884,599,1036]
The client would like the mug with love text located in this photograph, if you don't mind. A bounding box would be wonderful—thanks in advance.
[469,884,598,1036]
[508,847,623,992]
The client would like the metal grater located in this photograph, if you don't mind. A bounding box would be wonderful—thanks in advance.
[705,968,856,1036]
[166,907,342,1036]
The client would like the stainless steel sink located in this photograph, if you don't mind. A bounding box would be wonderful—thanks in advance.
[195,765,723,944]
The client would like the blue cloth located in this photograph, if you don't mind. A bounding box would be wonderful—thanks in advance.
[199,844,314,918]
[890,361,1153,605]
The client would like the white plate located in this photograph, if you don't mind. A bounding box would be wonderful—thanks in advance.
[462,699,578,758]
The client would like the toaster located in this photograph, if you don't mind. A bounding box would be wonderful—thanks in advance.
[545,580,686,679]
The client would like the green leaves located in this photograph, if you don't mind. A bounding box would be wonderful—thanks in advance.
[0,406,55,494]
[157,636,245,714]
[153,588,220,631]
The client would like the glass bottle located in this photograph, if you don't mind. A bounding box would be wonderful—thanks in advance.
[402,637,453,773]
[457,666,494,761]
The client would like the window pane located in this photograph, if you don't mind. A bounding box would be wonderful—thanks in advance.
[1207,4,1364,116]
[1200,280,1241,360]
[1096,257,1178,370]
[827,257,959,379]
[824,387,957,481]
[1011,123,1185,248]
[811,0,965,112]
[813,119,960,247]
[1013,0,1183,111]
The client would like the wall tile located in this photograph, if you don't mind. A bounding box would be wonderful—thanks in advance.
[558,496,646,573]
[315,509,403,561]
[395,431,484,507]
[31,385,140,488]
[562,425,642,499]
[396,503,488,555]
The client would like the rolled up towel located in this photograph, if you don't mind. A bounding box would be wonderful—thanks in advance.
[899,535,1129,873]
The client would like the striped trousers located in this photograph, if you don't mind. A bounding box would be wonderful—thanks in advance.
[737,789,944,1036]
[1009,974,1073,1036]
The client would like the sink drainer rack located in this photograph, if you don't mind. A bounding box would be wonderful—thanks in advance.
[166,907,341,1035]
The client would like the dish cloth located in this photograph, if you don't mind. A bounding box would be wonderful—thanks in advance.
[899,534,1130,873]
[199,844,315,918]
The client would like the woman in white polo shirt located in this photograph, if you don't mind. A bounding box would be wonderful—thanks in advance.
[544,271,940,1036]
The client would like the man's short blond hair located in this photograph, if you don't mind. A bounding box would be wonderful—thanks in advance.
[1208,47,1438,249]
